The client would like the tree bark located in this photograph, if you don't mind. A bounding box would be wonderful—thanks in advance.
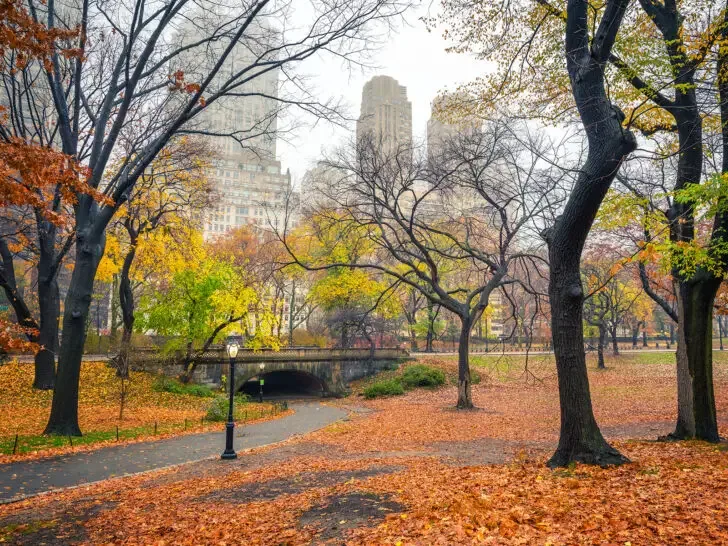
[456,316,473,409]
[597,325,606,369]
[631,323,640,349]
[544,0,634,467]
[425,301,437,353]
[0,238,57,389]
[672,277,721,441]
[718,315,724,351]
[44,229,105,436]
[116,244,137,379]
[408,320,418,351]
[34,269,59,390]
[610,326,619,355]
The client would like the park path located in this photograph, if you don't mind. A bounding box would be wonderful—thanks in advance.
[0,402,346,504]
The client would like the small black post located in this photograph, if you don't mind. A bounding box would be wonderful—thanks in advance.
[154,421,157,435]
[184,419,187,431]
[116,426,119,441]
[12,433,18,455]
[68,435,73,447]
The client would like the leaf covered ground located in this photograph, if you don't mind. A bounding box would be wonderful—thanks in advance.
[0,360,284,461]
[1,353,728,544]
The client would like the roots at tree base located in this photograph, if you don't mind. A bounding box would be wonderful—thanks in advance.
[43,421,83,437]
[547,442,630,468]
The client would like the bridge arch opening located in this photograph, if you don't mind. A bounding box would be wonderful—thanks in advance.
[239,369,328,399]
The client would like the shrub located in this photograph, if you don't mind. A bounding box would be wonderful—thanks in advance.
[205,394,250,421]
[363,378,405,399]
[184,384,215,397]
[153,376,214,397]
[401,364,445,389]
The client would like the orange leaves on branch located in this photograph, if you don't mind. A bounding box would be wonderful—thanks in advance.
[0,320,38,353]
[167,70,207,107]
[0,138,109,225]
[0,0,80,70]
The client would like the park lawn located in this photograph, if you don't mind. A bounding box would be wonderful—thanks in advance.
[1,352,728,544]
[0,360,283,459]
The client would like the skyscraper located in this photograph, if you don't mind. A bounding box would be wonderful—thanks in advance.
[356,75,412,150]
[174,16,296,239]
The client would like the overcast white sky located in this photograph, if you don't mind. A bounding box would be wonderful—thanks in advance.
[276,3,492,186]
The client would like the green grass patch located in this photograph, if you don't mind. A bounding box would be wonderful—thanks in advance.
[152,376,215,397]
[0,423,187,455]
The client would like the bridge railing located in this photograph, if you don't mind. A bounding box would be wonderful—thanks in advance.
[127,346,410,366]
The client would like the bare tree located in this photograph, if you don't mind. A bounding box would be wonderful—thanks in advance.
[28,0,408,435]
[281,121,562,408]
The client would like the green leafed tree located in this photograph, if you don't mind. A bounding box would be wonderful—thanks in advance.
[137,256,275,383]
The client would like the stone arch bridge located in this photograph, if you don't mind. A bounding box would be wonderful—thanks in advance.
[130,347,410,396]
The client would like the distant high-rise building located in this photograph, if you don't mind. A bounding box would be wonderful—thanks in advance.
[356,75,412,151]
[426,97,479,158]
[174,16,296,239]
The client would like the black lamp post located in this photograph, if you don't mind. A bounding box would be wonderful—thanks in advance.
[258,363,265,402]
[221,339,239,460]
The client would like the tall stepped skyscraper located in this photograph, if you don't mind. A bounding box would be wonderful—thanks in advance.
[356,75,412,152]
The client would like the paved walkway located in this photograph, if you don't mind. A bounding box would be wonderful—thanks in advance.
[0,402,346,503]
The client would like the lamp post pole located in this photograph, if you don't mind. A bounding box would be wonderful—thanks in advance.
[221,339,239,460]
[258,363,265,403]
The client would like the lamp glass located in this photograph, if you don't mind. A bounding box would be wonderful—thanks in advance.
[259,363,265,371]
[227,342,239,358]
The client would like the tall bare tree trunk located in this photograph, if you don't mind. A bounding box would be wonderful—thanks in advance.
[45,228,105,436]
[456,316,473,409]
[544,0,634,467]
[597,325,606,370]
[116,244,137,379]
[610,326,619,355]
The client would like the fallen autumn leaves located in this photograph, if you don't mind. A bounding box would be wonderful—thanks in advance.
[1,354,727,544]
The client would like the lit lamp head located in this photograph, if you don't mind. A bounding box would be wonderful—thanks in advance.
[226,341,239,359]
[259,363,265,371]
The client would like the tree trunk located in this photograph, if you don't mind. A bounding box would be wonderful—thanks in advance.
[670,277,721,441]
[597,325,606,369]
[643,330,648,347]
[544,0,634,466]
[672,324,695,439]
[719,315,724,351]
[456,316,473,409]
[116,245,137,379]
[408,321,418,351]
[288,282,296,347]
[610,326,619,355]
[425,302,436,353]
[33,271,59,390]
[179,340,196,384]
[631,324,639,349]
[44,230,105,436]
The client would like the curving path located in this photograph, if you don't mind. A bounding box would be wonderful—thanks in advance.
[0,402,346,503]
